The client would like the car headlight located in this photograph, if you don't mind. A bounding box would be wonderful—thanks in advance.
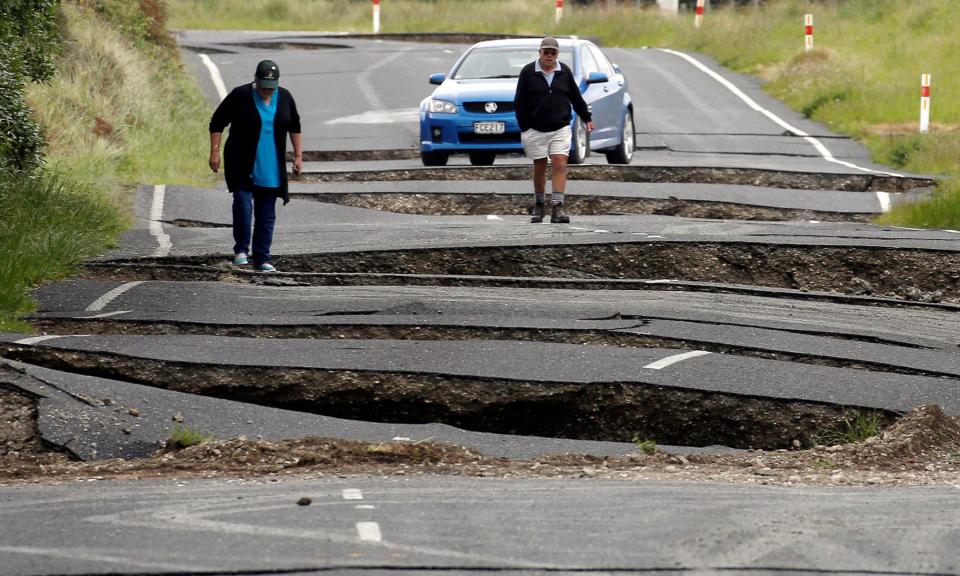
[428,99,457,114]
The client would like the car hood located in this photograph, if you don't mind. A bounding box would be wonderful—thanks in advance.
[433,79,519,104]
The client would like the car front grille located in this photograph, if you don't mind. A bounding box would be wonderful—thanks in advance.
[463,101,515,114]
[459,133,521,144]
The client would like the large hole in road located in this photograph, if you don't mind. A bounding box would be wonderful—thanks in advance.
[290,192,875,222]
[93,243,959,303]
[1,347,894,450]
[301,165,934,193]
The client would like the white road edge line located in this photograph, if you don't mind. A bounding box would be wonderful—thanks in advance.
[644,350,712,370]
[342,488,364,500]
[149,184,172,258]
[356,521,382,542]
[198,53,227,101]
[876,191,892,213]
[86,282,145,313]
[14,335,83,345]
[659,49,904,178]
[79,310,132,319]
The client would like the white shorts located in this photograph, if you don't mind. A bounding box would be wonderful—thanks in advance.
[521,125,572,160]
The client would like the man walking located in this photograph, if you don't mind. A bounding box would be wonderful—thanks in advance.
[514,37,594,223]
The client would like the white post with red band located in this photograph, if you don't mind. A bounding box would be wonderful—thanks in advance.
[373,0,381,34]
[920,74,932,134]
[555,0,564,24]
[805,14,814,51]
[694,0,705,28]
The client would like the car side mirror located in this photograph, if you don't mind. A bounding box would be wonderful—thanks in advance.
[586,72,609,85]
[429,73,446,85]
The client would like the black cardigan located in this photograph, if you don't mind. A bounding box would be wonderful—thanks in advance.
[514,61,591,133]
[209,84,301,204]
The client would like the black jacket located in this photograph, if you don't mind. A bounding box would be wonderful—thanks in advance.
[514,61,591,132]
[209,84,301,204]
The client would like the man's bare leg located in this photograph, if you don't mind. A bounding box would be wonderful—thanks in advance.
[550,153,570,223]
[531,157,548,223]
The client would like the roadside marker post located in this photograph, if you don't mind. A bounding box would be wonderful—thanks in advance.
[694,0,704,28]
[556,0,564,24]
[373,0,380,34]
[920,74,932,134]
[805,14,814,51]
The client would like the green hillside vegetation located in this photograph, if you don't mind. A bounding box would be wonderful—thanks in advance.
[0,1,212,331]
[168,0,960,226]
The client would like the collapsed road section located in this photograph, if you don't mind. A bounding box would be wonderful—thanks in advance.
[3,333,933,450]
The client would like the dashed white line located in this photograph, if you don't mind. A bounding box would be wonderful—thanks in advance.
[149,184,172,258]
[660,49,903,178]
[486,215,503,220]
[356,521,382,542]
[14,335,82,345]
[342,488,364,500]
[876,192,892,213]
[355,504,376,510]
[86,282,145,313]
[198,53,228,101]
[644,350,712,370]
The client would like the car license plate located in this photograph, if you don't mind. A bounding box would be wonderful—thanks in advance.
[474,121,505,135]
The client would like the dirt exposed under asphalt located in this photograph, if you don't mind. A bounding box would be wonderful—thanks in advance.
[289,192,875,222]
[3,386,960,487]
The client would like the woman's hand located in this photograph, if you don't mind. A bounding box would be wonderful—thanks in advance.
[292,156,302,176]
[209,151,220,173]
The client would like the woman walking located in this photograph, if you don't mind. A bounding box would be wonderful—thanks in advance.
[209,59,302,272]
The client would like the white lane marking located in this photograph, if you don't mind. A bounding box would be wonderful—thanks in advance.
[0,546,200,572]
[644,279,675,284]
[945,230,960,234]
[342,488,363,500]
[356,521,382,542]
[359,47,411,111]
[644,350,712,370]
[876,191,892,213]
[326,108,419,125]
[660,49,904,178]
[486,215,502,220]
[79,310,132,319]
[14,335,81,345]
[149,185,172,258]
[392,436,411,441]
[593,229,610,233]
[86,282,145,313]
[355,504,376,510]
[198,53,227,101]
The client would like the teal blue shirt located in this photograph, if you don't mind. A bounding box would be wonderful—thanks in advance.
[252,89,280,188]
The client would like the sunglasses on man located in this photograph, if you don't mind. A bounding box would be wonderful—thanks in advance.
[541,49,558,55]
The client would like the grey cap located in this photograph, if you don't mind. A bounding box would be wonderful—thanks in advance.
[539,37,560,50]
[255,60,279,89]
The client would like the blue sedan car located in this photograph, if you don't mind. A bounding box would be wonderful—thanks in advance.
[419,37,635,166]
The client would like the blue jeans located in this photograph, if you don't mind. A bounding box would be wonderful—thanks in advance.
[232,189,277,265]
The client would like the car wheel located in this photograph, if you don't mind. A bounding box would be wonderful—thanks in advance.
[468,152,496,166]
[421,151,449,167]
[605,110,634,165]
[569,117,589,165]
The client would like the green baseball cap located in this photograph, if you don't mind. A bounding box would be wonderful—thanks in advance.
[255,60,279,89]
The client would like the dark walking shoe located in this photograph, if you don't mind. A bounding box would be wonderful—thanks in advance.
[530,202,545,223]
[550,203,570,224]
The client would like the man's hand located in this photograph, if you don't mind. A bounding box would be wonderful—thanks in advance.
[292,156,303,176]
[209,152,220,173]
[586,121,595,133]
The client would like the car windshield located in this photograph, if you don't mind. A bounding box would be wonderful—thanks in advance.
[452,47,575,80]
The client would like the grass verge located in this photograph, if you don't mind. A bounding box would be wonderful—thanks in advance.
[167,0,960,227]
[1,1,215,331]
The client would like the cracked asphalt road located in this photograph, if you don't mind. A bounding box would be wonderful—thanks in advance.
[3,30,960,576]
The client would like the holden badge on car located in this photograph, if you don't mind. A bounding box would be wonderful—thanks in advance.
[484,102,498,113]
